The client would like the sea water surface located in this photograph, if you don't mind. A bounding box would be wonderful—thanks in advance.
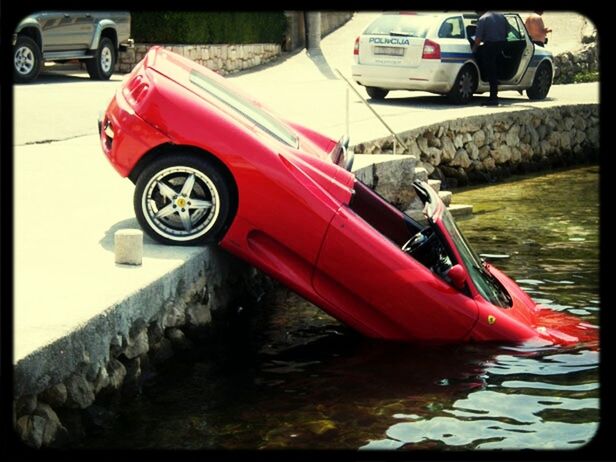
[77,165,600,450]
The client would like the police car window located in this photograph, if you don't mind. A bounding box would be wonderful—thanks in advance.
[364,14,435,38]
[438,17,465,38]
[506,16,524,41]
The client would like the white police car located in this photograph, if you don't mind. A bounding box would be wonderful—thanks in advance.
[351,12,553,104]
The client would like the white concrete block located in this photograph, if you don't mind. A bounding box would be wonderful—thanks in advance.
[114,229,143,265]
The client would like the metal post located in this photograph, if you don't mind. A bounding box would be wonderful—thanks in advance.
[335,68,408,152]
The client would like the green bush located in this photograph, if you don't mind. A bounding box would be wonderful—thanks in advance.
[573,70,599,83]
[132,12,287,44]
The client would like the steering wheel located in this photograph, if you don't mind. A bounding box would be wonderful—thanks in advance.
[402,227,436,255]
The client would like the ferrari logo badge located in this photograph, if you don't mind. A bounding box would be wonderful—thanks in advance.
[488,315,496,325]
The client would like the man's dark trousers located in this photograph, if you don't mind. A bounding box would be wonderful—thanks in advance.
[481,41,505,100]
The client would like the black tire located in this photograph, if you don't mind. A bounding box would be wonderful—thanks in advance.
[134,154,234,245]
[13,36,42,83]
[448,66,477,104]
[366,86,389,100]
[86,37,116,80]
[527,62,552,100]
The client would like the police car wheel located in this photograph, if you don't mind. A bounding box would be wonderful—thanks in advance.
[366,87,389,100]
[448,66,476,105]
[527,62,552,100]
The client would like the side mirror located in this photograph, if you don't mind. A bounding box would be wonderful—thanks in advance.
[447,264,467,290]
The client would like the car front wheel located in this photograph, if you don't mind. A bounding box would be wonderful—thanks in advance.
[134,155,233,245]
[448,66,476,104]
[13,36,42,83]
[86,37,116,80]
[366,86,389,100]
[527,62,552,100]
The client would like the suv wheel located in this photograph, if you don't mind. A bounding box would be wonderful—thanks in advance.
[366,87,389,100]
[14,36,42,83]
[86,37,116,80]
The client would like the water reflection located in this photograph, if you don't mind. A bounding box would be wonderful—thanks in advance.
[77,166,599,450]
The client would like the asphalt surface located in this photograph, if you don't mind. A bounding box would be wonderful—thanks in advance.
[12,12,599,363]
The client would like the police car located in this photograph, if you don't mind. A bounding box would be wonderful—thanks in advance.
[351,12,553,104]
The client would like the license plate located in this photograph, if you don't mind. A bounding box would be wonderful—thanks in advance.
[374,46,405,57]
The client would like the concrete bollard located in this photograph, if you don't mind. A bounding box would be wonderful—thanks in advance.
[114,229,143,265]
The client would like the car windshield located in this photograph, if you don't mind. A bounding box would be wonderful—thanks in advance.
[439,209,512,308]
[189,70,299,148]
[364,13,437,38]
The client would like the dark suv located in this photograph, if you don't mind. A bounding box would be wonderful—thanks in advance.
[13,11,132,83]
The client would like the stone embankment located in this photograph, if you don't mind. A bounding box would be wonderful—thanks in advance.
[116,43,282,75]
[553,19,598,84]
[14,248,271,448]
[352,105,599,188]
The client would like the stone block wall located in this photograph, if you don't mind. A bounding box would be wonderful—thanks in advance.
[116,43,281,75]
[352,105,599,187]
[13,248,271,448]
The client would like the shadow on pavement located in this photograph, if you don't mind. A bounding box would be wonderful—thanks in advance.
[99,217,208,260]
[366,94,556,110]
[306,48,338,80]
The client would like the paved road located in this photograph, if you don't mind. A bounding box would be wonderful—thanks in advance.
[12,11,599,362]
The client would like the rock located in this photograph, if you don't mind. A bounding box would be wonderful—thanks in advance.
[441,136,456,161]
[163,299,187,328]
[373,158,418,208]
[150,338,174,364]
[122,357,142,396]
[478,145,491,160]
[16,415,45,448]
[40,383,67,408]
[451,149,471,168]
[472,129,486,147]
[417,136,430,155]
[540,140,552,156]
[124,327,149,359]
[106,358,127,392]
[166,327,193,350]
[548,131,561,147]
[16,395,37,417]
[574,115,587,131]
[564,117,575,131]
[415,163,432,178]
[65,375,95,409]
[453,134,464,149]
[438,191,452,206]
[575,130,586,145]
[406,138,422,157]
[186,302,212,326]
[92,366,110,394]
[505,125,520,146]
[425,147,441,166]
[494,145,512,164]
[560,132,572,150]
[511,147,522,163]
[465,142,479,160]
[33,403,68,446]
[582,19,597,44]
[148,323,165,345]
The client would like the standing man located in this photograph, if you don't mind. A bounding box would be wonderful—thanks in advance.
[472,11,508,106]
[525,11,552,46]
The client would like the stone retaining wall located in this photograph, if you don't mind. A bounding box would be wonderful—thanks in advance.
[116,43,281,75]
[13,248,271,448]
[352,104,599,187]
[553,42,599,84]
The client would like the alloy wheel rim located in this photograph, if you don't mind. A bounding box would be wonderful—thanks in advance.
[142,166,220,241]
[15,46,34,75]
[101,47,113,73]
[460,72,474,99]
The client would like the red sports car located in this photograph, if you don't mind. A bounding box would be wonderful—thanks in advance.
[98,47,592,345]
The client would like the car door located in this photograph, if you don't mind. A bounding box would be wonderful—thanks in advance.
[499,14,533,84]
[40,11,92,52]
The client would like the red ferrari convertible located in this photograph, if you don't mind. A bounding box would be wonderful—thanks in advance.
[98,47,592,345]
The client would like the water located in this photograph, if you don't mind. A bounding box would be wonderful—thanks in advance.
[77,165,600,450]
